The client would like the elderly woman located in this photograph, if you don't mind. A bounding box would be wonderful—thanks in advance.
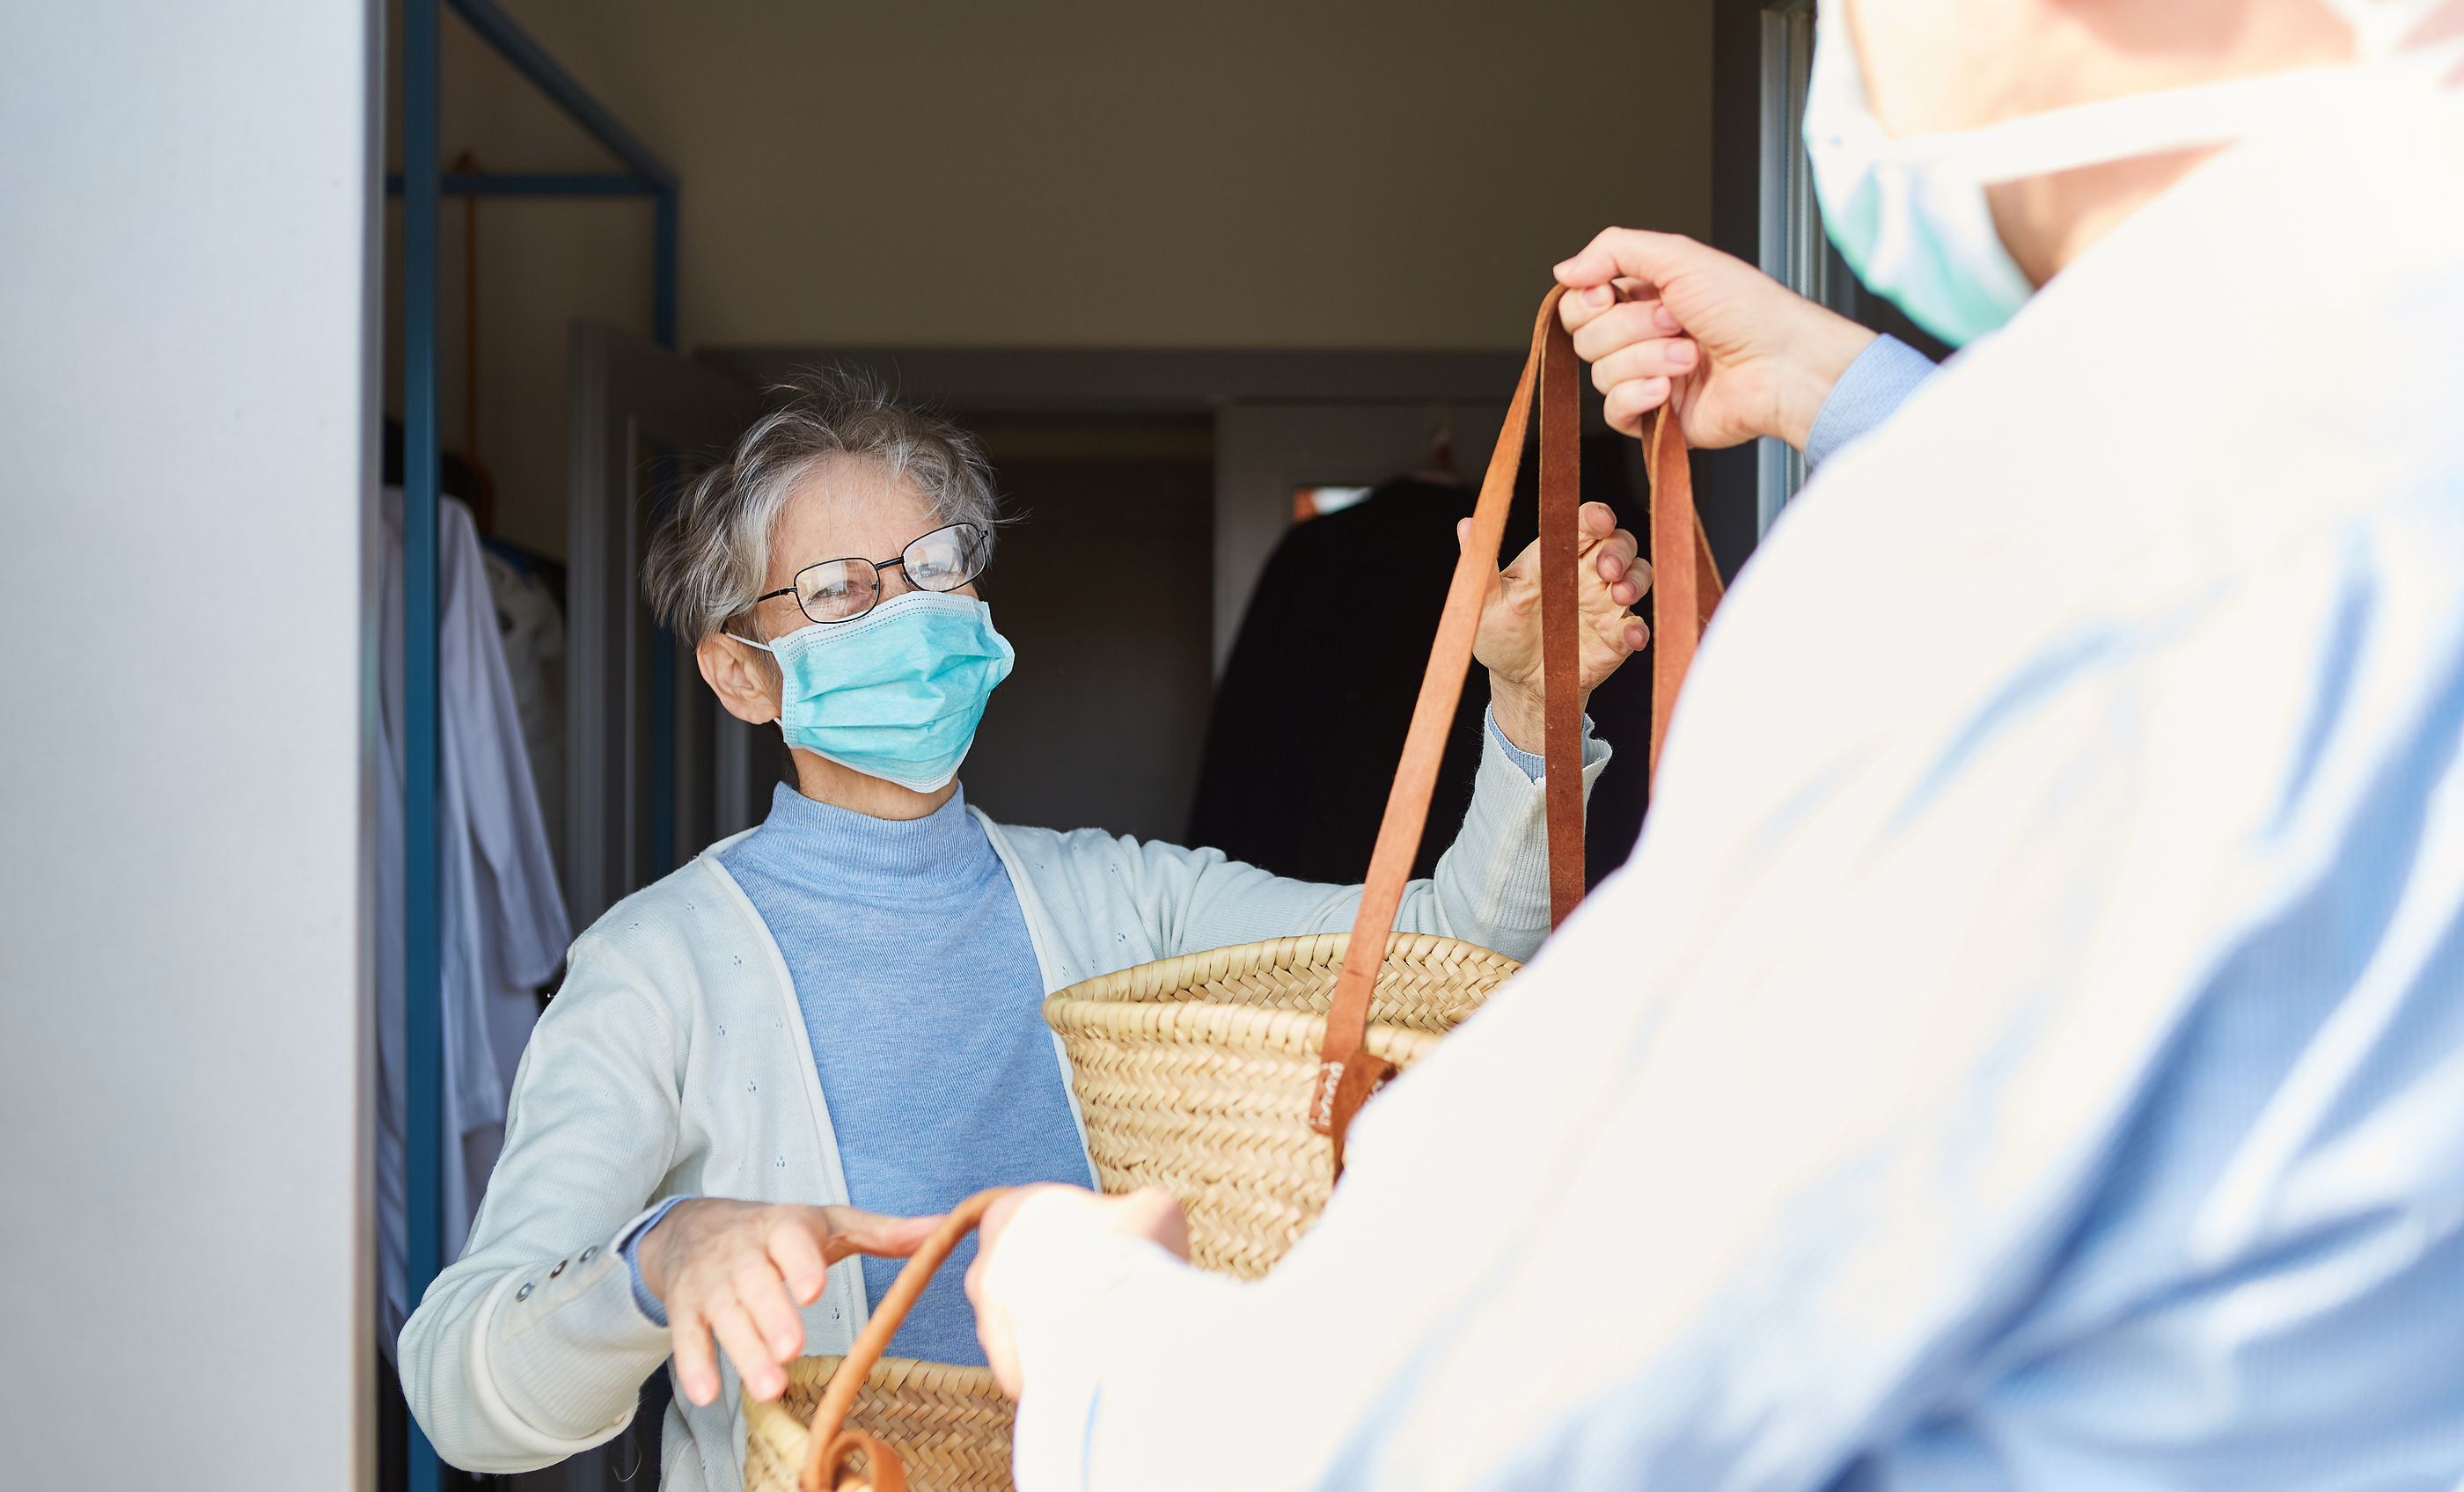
[401,370,1650,1489]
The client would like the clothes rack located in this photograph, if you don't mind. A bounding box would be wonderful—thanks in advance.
[394,3,678,1488]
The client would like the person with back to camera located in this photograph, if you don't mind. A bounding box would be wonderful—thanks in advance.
[960,3,2464,1488]
[396,366,1654,1489]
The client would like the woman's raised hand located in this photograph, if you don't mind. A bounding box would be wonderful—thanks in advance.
[1553,228,1877,451]
[1470,501,1650,751]
[636,1198,940,1406]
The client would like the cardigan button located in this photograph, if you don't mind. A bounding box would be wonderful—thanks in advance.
[580,1246,599,1264]
[515,1282,534,1302]
[549,1258,568,1278]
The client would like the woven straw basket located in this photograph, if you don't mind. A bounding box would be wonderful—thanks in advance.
[744,1354,1010,1492]
[1044,930,1518,1276]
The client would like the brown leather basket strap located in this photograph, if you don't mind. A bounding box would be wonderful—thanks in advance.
[1644,406,1725,781]
[799,1188,1013,1492]
[1310,288,1586,1170]
[819,1430,909,1492]
[1537,289,1586,931]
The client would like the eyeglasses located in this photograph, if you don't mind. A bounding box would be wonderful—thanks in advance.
[753,522,992,625]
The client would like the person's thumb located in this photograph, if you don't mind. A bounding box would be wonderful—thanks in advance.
[1112,1188,1192,1262]
[820,1205,942,1261]
[1554,227,1696,292]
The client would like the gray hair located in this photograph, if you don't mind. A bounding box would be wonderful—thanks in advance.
[643,364,1003,640]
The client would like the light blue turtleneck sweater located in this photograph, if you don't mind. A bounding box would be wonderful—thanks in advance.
[625,781,1088,1364]
[721,781,1095,1363]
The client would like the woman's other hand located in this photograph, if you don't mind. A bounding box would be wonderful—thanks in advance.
[1554,228,1876,450]
[637,1198,939,1406]
[1471,501,1650,750]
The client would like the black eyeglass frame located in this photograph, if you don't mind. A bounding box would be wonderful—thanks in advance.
[751,522,991,626]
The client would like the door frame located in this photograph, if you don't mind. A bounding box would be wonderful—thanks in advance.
[1712,0,1952,532]
[566,320,766,930]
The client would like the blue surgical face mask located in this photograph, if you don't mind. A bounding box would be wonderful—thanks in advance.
[1802,3,2410,347]
[731,590,1016,794]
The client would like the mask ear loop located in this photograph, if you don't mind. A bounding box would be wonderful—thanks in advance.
[2336,0,2459,62]
[1888,62,2371,186]
[730,589,986,657]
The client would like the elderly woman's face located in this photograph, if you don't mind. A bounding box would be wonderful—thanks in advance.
[752,453,979,641]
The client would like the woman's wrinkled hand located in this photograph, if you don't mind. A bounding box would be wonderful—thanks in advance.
[1471,501,1651,751]
[637,1197,940,1406]
[1554,227,1878,451]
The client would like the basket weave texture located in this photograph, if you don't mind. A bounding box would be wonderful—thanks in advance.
[744,1355,1013,1492]
[1044,929,1517,1277]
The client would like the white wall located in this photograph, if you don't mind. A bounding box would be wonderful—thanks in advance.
[0,5,378,1489]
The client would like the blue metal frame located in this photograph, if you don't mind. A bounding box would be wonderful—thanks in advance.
[445,0,676,192]
[389,171,655,196]
[386,0,679,348]
[398,2,678,1488]
[655,187,678,347]
[402,7,443,1491]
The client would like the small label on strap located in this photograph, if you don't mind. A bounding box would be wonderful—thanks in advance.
[1309,1060,1343,1135]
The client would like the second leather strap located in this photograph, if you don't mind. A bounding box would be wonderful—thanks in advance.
[1310,287,1589,1167]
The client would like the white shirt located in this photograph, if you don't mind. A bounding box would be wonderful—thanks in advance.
[376,491,570,1344]
[989,84,2464,1491]
[480,543,567,874]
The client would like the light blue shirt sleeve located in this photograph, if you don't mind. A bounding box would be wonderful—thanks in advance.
[1484,704,1589,781]
[1803,333,1937,469]
[619,1196,689,1327]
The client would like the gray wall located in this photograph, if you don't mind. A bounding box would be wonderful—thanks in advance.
[0,4,379,1489]
[964,449,1217,843]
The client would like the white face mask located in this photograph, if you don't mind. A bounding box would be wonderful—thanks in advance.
[1802,0,2458,347]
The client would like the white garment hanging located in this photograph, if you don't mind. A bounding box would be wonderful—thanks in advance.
[481,543,567,889]
[376,488,571,1350]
